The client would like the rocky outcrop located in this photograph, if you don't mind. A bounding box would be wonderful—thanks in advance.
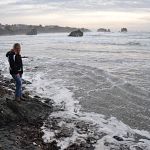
[0,74,60,150]
[27,28,37,35]
[97,28,111,32]
[121,28,128,32]
[69,30,83,37]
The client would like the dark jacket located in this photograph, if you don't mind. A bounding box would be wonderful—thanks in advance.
[6,51,23,75]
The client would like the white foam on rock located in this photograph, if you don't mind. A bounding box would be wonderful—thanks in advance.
[42,111,150,150]
[42,125,55,143]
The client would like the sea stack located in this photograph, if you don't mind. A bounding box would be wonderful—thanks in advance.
[69,30,83,37]
[121,28,128,32]
[97,28,111,32]
[27,28,37,35]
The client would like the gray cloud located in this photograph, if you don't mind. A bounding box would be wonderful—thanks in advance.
[16,0,150,9]
[2,0,150,14]
[0,0,150,31]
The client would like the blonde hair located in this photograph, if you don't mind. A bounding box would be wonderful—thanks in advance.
[13,43,20,49]
[13,43,21,54]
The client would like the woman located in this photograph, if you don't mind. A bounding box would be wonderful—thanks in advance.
[6,43,23,102]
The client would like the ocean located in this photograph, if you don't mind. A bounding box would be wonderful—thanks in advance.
[0,32,150,149]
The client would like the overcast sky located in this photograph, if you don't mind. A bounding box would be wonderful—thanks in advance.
[0,0,150,31]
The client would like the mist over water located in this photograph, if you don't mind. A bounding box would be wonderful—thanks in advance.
[0,32,150,133]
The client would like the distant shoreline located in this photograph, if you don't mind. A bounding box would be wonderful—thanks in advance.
[0,24,91,36]
[0,23,149,36]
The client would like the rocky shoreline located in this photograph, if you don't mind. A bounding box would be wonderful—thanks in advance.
[0,73,150,150]
[0,73,61,150]
[0,73,97,150]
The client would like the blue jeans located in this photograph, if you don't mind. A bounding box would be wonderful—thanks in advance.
[12,74,22,97]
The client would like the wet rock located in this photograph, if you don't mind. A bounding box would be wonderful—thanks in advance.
[53,101,66,111]
[0,73,54,150]
[104,142,120,150]
[134,133,150,142]
[65,143,94,150]
[44,98,54,105]
[45,141,60,150]
[86,136,97,144]
[44,118,61,130]
[98,132,107,139]
[56,126,74,138]
[21,56,29,59]
[34,95,41,99]
[104,140,131,150]
[22,79,32,85]
[97,28,111,32]
[69,30,83,37]
[119,144,130,150]
[76,121,90,133]
[113,136,124,141]
[121,28,128,32]
[132,146,143,150]
[22,91,31,99]
[6,97,52,123]
[0,86,12,97]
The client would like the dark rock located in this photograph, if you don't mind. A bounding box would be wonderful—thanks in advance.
[53,101,65,111]
[121,28,128,32]
[65,143,94,150]
[0,86,12,97]
[0,73,54,150]
[56,127,74,138]
[86,136,97,144]
[45,141,60,150]
[76,121,90,133]
[34,95,41,99]
[113,136,124,141]
[22,79,32,85]
[22,91,31,99]
[69,30,83,37]
[97,28,111,32]
[6,98,51,123]
[44,98,53,104]
[134,133,150,142]
[132,146,143,150]
[119,144,130,150]
[98,132,107,139]
[21,56,29,59]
